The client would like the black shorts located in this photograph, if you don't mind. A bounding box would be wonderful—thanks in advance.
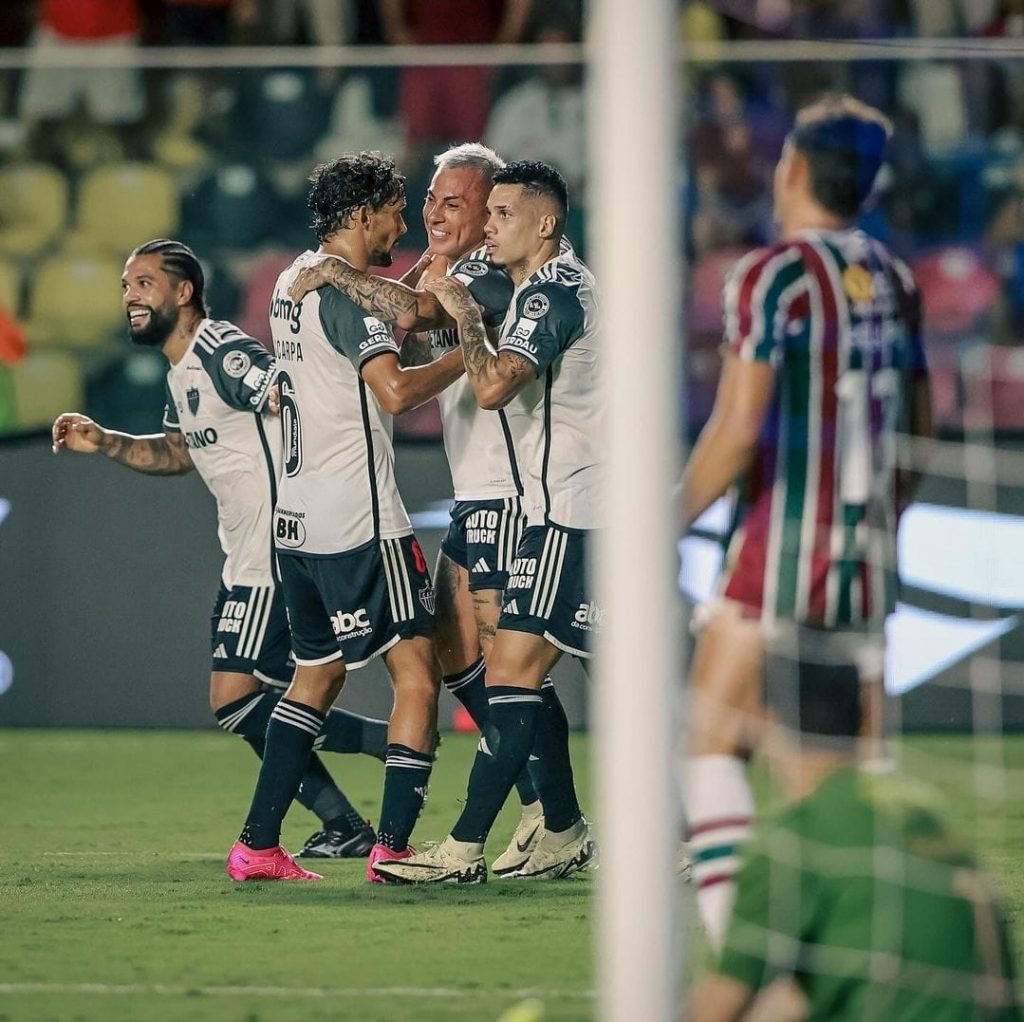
[278,534,435,669]
[497,524,599,659]
[210,582,292,686]
[440,497,527,592]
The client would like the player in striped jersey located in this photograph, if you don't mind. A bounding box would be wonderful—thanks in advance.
[286,144,585,878]
[679,96,934,947]
[52,240,388,879]
[375,161,600,884]
[227,152,471,883]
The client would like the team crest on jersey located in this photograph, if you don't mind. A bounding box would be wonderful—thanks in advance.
[843,265,874,303]
[223,350,252,378]
[523,293,550,319]
[418,584,436,615]
[460,262,488,277]
[187,386,200,415]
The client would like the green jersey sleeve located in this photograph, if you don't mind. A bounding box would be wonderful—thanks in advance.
[319,286,399,368]
[498,282,582,376]
[450,257,515,327]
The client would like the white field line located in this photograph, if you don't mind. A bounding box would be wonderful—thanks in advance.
[0,982,593,1000]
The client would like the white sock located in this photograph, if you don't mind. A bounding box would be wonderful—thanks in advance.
[684,754,755,952]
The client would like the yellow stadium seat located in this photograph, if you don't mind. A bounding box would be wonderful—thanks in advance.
[0,163,69,259]
[25,254,125,349]
[9,348,84,432]
[0,258,20,316]
[66,162,179,259]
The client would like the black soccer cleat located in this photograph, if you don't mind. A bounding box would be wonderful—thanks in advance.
[297,823,377,859]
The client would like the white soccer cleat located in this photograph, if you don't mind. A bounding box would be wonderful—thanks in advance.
[492,802,544,877]
[507,818,596,879]
[371,836,487,885]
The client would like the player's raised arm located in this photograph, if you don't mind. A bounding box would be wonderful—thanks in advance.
[360,349,465,416]
[52,412,193,476]
[426,276,533,410]
[287,255,453,333]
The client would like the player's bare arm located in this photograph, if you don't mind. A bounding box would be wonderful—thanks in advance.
[680,353,775,531]
[425,277,533,411]
[287,257,452,333]
[359,349,465,416]
[685,974,756,1022]
[52,412,193,476]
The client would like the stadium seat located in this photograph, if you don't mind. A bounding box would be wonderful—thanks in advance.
[66,162,179,260]
[234,70,330,161]
[961,344,1024,434]
[181,163,281,253]
[0,163,69,259]
[8,348,84,432]
[910,247,1000,338]
[25,255,125,349]
[86,349,168,436]
[236,249,302,345]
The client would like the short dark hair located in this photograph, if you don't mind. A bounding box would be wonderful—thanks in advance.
[492,160,569,231]
[789,94,892,219]
[131,238,209,316]
[307,151,405,243]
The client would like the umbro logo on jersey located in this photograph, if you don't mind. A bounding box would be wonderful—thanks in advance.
[472,558,491,574]
[187,386,200,415]
[213,643,229,659]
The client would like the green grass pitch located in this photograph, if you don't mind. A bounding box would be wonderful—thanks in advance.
[2,730,1023,1022]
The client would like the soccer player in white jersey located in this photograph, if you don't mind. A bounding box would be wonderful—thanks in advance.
[226,152,469,883]
[287,143,585,877]
[678,96,934,948]
[374,160,601,884]
[52,239,388,874]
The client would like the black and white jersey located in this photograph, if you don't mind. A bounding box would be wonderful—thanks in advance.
[162,318,279,588]
[269,250,413,557]
[496,246,601,531]
[420,245,519,501]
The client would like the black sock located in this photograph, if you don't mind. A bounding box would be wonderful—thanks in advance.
[377,743,433,851]
[530,680,581,832]
[216,688,387,760]
[451,687,542,844]
[444,659,539,808]
[238,698,324,850]
[216,692,362,827]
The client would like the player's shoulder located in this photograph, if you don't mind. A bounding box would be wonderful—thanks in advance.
[194,320,268,369]
[732,240,808,282]
[519,254,593,319]
[866,236,917,295]
[451,244,501,281]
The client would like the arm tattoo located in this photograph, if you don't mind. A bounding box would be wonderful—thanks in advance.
[453,294,533,396]
[104,433,193,476]
[399,332,434,368]
[324,258,418,323]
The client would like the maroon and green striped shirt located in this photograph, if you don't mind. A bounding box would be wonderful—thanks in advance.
[720,228,926,629]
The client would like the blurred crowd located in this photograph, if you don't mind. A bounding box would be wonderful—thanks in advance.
[0,0,1021,437]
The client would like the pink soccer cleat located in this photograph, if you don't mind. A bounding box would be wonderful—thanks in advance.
[366,841,417,884]
[226,841,324,882]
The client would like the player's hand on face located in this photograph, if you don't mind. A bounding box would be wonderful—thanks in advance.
[424,276,473,316]
[51,413,105,455]
[287,260,334,303]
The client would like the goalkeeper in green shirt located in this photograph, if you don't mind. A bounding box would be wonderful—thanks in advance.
[687,627,1021,1022]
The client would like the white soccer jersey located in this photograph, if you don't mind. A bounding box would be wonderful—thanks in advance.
[425,245,520,501]
[162,318,279,588]
[497,246,602,530]
[269,250,412,556]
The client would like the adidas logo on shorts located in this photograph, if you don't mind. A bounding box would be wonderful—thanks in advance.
[213,643,229,659]
[473,557,491,574]
[503,600,520,615]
